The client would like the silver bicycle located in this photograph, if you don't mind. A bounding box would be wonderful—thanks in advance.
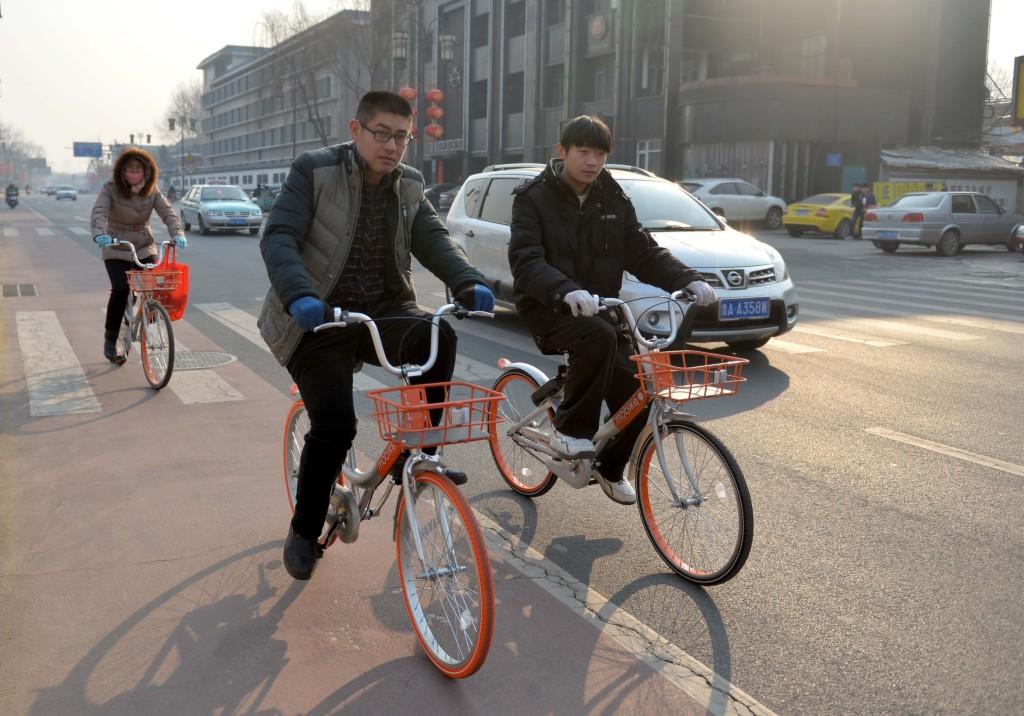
[282,303,498,678]
[488,292,754,585]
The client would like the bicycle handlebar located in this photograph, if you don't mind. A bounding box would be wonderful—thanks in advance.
[313,303,494,378]
[602,289,695,350]
[109,238,175,268]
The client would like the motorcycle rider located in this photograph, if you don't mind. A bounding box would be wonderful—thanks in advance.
[5,183,18,207]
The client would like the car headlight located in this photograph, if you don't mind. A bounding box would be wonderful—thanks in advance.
[765,247,788,281]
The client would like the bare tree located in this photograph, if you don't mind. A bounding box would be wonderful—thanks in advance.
[161,79,203,141]
[0,121,45,183]
[326,0,393,98]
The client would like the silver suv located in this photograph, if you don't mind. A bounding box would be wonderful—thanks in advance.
[445,164,799,350]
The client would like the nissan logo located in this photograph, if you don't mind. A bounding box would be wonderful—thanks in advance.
[726,270,744,287]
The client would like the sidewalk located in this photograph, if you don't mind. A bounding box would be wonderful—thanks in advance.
[0,217,764,715]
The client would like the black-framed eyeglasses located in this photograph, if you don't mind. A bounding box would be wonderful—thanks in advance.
[359,121,414,147]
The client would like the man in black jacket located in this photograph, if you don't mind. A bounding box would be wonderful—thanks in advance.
[508,116,716,505]
[259,91,494,579]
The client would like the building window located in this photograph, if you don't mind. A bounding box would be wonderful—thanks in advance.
[543,64,564,107]
[504,72,524,114]
[633,0,665,97]
[506,0,526,37]
[581,56,613,102]
[544,0,565,26]
[636,47,665,97]
[636,139,662,174]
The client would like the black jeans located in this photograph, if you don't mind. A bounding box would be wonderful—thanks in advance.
[286,303,457,540]
[104,258,152,336]
[537,313,645,482]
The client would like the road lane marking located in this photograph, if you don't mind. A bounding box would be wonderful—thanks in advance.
[865,428,1024,478]
[167,339,243,405]
[821,278,1024,311]
[762,339,825,354]
[2,227,17,237]
[792,325,905,347]
[68,226,91,236]
[34,227,55,236]
[474,510,778,715]
[16,311,102,416]
[194,302,388,391]
[798,305,981,341]
[800,281,1024,326]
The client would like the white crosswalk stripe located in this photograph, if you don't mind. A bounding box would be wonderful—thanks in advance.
[798,306,981,341]
[35,227,55,236]
[68,226,91,236]
[800,280,1024,322]
[762,339,825,354]
[2,227,17,237]
[791,325,905,347]
[16,311,102,416]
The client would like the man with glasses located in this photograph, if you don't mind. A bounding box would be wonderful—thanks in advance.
[259,90,495,580]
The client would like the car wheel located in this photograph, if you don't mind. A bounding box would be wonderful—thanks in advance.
[726,337,771,351]
[833,219,852,239]
[936,230,959,257]
[183,221,191,232]
[765,207,783,229]
[1005,240,1017,252]
[198,216,211,236]
[786,227,805,237]
[249,228,259,236]
[873,241,899,253]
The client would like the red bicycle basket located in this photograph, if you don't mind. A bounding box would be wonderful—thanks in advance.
[126,246,190,321]
[367,380,504,449]
[630,350,749,402]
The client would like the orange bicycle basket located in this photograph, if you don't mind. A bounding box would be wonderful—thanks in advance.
[630,350,749,402]
[367,380,504,449]
[126,246,190,321]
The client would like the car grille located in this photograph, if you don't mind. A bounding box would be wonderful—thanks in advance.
[700,267,776,289]
[748,268,776,285]
[224,210,245,217]
[700,272,723,288]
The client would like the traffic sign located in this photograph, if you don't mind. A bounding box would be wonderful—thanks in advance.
[73,142,103,158]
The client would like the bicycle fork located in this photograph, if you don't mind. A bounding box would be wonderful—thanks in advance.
[649,405,703,508]
[399,454,467,581]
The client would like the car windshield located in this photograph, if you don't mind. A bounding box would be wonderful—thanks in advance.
[620,179,722,230]
[799,194,840,205]
[58,185,74,191]
[889,193,944,208]
[201,186,248,202]
[679,182,703,192]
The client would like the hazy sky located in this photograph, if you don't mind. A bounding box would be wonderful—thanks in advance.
[0,0,1021,174]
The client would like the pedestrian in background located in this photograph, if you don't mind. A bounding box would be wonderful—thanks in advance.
[849,182,866,240]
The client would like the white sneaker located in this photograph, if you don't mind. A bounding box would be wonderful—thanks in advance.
[593,470,637,505]
[551,429,595,459]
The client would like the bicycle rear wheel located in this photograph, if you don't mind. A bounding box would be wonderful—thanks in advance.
[634,420,752,585]
[395,471,494,678]
[489,370,557,497]
[140,301,174,389]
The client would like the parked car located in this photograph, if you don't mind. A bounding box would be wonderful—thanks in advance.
[446,164,798,350]
[1013,223,1024,256]
[436,184,462,213]
[424,182,459,212]
[678,178,787,229]
[783,193,854,238]
[862,191,1024,256]
[55,185,78,201]
[178,184,264,235]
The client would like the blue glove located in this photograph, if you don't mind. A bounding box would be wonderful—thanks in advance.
[288,296,327,332]
[456,284,495,312]
[94,234,113,248]
[174,235,187,249]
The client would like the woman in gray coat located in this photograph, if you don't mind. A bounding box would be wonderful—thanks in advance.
[91,147,186,363]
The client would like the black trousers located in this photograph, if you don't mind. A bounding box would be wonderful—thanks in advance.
[286,303,457,540]
[104,258,152,335]
[537,313,645,482]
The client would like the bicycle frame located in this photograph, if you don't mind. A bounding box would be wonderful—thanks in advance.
[499,295,703,502]
[312,303,493,563]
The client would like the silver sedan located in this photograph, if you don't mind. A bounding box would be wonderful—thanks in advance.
[862,191,1024,256]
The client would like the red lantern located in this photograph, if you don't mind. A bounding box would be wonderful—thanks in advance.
[424,123,444,140]
[425,106,445,120]
[425,88,444,104]
[398,86,417,101]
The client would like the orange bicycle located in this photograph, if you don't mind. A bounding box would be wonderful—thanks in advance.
[282,303,498,678]
[489,292,754,585]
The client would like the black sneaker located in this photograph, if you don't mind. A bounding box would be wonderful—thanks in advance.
[283,526,319,580]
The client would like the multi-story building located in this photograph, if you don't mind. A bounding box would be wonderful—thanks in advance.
[190,11,370,191]
[404,0,991,200]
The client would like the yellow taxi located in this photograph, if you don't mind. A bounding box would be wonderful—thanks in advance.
[782,193,854,239]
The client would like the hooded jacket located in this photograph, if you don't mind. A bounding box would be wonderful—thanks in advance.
[91,147,181,261]
[257,141,485,366]
[508,160,700,337]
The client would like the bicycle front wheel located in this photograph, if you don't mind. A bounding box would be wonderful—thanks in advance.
[140,301,174,389]
[395,471,494,678]
[489,370,557,497]
[635,420,752,585]
[282,399,309,511]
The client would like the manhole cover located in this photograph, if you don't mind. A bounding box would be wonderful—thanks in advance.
[174,351,237,371]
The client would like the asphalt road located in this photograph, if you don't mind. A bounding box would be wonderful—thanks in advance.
[3,194,1023,714]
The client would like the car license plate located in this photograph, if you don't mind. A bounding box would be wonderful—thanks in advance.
[719,297,770,321]
[229,218,246,225]
[878,230,898,239]
[793,209,808,215]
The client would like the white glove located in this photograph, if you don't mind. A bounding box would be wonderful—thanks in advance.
[685,280,717,307]
[563,290,600,317]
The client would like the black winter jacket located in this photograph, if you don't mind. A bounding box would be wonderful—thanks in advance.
[508,161,700,336]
